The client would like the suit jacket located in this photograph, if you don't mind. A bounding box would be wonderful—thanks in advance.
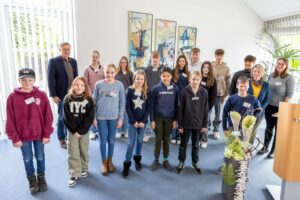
[47,56,78,100]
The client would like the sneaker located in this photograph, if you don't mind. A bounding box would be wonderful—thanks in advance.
[116,132,122,138]
[150,159,159,171]
[81,171,88,178]
[89,133,98,140]
[171,139,176,144]
[216,166,222,175]
[257,146,268,154]
[267,152,274,159]
[177,162,184,174]
[176,140,181,145]
[163,160,172,171]
[200,142,208,149]
[68,177,78,187]
[192,163,202,175]
[143,135,150,143]
[124,132,128,138]
[213,131,220,139]
[60,139,67,149]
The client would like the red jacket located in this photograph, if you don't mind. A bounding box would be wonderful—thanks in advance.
[5,87,54,143]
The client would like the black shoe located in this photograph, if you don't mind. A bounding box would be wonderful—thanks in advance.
[37,173,48,192]
[267,153,274,159]
[177,162,184,174]
[163,160,172,171]
[122,161,131,178]
[68,177,78,187]
[257,146,268,154]
[133,155,142,171]
[27,175,39,194]
[192,163,202,175]
[150,159,160,171]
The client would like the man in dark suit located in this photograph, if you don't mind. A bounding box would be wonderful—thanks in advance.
[48,42,78,149]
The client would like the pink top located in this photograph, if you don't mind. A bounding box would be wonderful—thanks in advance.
[83,65,105,93]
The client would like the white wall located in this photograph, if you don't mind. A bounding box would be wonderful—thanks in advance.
[74,0,263,75]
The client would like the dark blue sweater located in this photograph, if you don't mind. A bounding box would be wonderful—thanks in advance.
[126,88,150,124]
[173,69,189,94]
[150,82,179,121]
[222,94,261,130]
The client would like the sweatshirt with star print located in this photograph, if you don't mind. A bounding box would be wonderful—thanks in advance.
[126,87,150,125]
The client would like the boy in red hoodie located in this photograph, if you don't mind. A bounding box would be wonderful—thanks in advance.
[5,68,54,194]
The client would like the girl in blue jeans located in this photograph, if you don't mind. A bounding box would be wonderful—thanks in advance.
[122,70,150,177]
[93,64,125,176]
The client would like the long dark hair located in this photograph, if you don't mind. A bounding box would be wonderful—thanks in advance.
[173,55,190,82]
[201,61,215,87]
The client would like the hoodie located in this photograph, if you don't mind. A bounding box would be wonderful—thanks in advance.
[5,87,54,143]
[63,94,95,135]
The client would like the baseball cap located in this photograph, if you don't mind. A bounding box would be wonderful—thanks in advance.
[19,68,36,79]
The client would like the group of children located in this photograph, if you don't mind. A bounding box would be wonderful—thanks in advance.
[5,47,264,194]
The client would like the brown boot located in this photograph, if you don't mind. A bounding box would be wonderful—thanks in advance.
[101,159,108,176]
[107,157,115,173]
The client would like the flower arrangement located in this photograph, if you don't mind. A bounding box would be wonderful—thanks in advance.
[221,112,257,200]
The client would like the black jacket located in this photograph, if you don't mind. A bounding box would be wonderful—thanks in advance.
[229,69,251,95]
[63,95,95,135]
[200,77,217,111]
[177,85,209,129]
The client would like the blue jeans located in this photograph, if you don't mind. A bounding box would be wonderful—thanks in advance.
[89,125,98,134]
[57,101,67,140]
[20,140,45,176]
[98,119,117,160]
[124,124,145,162]
[171,128,180,140]
[144,117,154,136]
[117,111,128,133]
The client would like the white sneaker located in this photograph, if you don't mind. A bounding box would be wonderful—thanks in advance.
[143,135,150,143]
[81,171,88,178]
[171,139,176,144]
[89,133,98,140]
[124,132,128,138]
[200,142,208,149]
[68,177,78,187]
[176,140,181,145]
[213,131,220,139]
[116,132,122,138]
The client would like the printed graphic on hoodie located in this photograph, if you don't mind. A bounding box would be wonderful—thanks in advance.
[69,99,89,116]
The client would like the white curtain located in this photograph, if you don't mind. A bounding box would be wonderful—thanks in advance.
[0,0,75,136]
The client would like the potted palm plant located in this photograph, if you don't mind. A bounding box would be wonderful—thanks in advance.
[256,29,300,74]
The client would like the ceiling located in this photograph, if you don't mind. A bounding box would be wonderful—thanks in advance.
[242,0,300,21]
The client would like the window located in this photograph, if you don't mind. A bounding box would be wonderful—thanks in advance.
[0,0,75,135]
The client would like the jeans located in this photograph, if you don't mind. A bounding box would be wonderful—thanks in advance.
[97,119,117,160]
[178,129,200,164]
[212,96,223,132]
[20,140,45,176]
[57,101,67,140]
[124,124,145,162]
[117,111,128,133]
[171,128,180,141]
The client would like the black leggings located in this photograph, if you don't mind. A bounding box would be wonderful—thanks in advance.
[264,105,279,152]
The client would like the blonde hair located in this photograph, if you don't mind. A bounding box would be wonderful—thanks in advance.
[131,70,148,99]
[105,63,117,72]
[251,64,266,79]
[68,76,91,98]
[191,70,202,78]
[117,56,132,74]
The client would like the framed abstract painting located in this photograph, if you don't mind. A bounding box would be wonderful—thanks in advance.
[154,19,177,68]
[177,26,197,60]
[128,11,153,70]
